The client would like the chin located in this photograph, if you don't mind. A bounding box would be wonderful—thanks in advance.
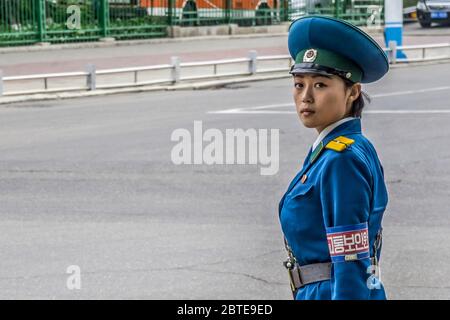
[298,118,316,128]
[302,123,316,129]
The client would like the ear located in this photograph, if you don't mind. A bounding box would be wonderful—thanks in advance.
[347,83,361,107]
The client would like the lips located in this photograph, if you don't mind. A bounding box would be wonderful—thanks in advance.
[300,108,315,115]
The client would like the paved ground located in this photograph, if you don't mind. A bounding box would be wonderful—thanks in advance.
[404,20,450,36]
[1,21,450,77]
[0,60,449,299]
[1,21,450,97]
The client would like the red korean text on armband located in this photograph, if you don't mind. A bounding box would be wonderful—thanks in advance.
[326,222,370,263]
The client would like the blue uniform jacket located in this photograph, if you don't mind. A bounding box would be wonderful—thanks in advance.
[279,118,388,300]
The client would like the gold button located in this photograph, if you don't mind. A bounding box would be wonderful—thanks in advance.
[301,174,307,183]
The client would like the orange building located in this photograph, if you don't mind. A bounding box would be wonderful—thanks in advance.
[139,0,278,17]
[140,0,277,10]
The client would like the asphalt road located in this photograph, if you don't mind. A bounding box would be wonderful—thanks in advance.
[1,61,450,299]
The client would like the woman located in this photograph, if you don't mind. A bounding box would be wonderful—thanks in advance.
[278,16,389,300]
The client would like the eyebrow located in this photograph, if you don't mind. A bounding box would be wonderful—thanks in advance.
[294,74,332,80]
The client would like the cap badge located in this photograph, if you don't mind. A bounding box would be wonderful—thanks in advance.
[303,49,317,63]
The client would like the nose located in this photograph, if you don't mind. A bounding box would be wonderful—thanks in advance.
[301,84,314,104]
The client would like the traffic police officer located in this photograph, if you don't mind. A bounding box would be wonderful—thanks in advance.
[279,15,389,300]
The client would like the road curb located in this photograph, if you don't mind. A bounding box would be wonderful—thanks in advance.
[0,73,289,105]
[0,28,382,54]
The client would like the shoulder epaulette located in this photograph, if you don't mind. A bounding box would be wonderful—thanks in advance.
[325,136,355,152]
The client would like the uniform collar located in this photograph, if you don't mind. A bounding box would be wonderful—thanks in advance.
[310,117,362,158]
[312,117,355,151]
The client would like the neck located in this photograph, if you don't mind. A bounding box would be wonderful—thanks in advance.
[316,113,353,134]
[315,125,326,134]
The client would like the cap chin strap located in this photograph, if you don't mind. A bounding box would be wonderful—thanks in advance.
[290,62,355,83]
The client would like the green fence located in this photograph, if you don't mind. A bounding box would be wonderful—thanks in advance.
[0,0,384,47]
[288,0,384,27]
[0,0,169,46]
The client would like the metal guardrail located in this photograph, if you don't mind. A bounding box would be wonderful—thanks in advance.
[1,43,450,97]
[385,41,450,64]
[0,50,290,96]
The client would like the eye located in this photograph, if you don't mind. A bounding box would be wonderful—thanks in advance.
[294,83,303,89]
[314,82,327,88]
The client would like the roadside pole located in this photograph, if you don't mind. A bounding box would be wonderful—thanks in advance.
[384,0,407,59]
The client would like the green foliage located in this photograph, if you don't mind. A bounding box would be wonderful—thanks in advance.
[404,0,418,8]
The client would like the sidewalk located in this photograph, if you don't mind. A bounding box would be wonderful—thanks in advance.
[0,34,289,76]
[1,22,449,77]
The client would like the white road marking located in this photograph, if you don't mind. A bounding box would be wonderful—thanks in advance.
[209,86,450,114]
[370,86,450,98]
[211,103,292,114]
[209,104,450,115]
[211,109,450,114]
[363,110,450,114]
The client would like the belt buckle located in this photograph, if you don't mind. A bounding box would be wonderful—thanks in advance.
[287,267,302,298]
[288,264,304,290]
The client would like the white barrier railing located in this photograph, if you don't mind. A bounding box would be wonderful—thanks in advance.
[384,41,450,64]
[1,44,449,97]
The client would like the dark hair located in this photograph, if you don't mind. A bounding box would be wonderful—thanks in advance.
[343,78,371,118]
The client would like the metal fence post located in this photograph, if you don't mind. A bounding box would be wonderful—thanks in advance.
[171,56,180,84]
[100,0,109,38]
[248,50,257,75]
[282,0,289,22]
[168,0,175,26]
[388,41,397,64]
[0,70,3,96]
[225,0,232,24]
[36,0,45,42]
[334,0,340,18]
[86,64,96,90]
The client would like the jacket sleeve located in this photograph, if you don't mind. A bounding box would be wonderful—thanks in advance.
[320,151,373,300]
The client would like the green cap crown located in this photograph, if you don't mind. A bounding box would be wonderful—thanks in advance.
[295,48,363,83]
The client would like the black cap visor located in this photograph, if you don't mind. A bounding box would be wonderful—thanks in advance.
[289,63,353,82]
[290,67,334,78]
